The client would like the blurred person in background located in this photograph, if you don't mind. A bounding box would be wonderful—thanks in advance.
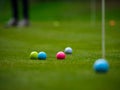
[6,0,29,27]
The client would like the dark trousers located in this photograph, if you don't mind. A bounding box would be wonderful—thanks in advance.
[11,0,29,20]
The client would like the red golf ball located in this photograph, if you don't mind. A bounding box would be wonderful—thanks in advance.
[56,51,66,60]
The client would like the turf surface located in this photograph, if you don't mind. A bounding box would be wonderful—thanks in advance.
[0,1,120,90]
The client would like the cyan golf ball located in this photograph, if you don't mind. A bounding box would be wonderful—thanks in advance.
[64,47,72,54]
[93,59,109,73]
[38,51,47,60]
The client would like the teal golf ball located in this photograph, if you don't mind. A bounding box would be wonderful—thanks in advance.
[38,51,47,60]
[64,47,72,54]
[93,59,109,73]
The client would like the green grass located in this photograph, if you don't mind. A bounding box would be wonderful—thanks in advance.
[0,1,120,90]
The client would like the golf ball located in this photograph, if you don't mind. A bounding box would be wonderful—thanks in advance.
[38,51,47,60]
[30,51,38,60]
[109,20,116,27]
[64,47,72,54]
[56,51,66,60]
[93,59,109,73]
[53,21,60,27]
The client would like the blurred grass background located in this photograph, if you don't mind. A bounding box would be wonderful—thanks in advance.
[0,0,120,90]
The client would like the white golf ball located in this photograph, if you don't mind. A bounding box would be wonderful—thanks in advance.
[64,47,72,54]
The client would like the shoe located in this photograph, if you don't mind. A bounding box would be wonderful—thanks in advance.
[5,18,18,28]
[18,19,29,27]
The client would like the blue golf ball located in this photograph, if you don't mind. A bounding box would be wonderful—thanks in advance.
[38,51,47,60]
[93,59,109,73]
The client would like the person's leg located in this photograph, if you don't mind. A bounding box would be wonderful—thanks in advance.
[18,0,29,27]
[11,0,19,20]
[5,0,19,27]
[22,0,29,20]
